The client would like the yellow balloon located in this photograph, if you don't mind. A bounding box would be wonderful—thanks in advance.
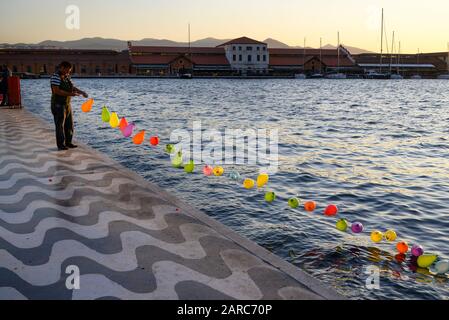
[417,255,438,269]
[384,230,397,242]
[213,166,224,176]
[243,178,255,189]
[109,112,119,128]
[256,173,269,188]
[371,231,383,243]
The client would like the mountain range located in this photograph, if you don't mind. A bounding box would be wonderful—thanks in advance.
[0,37,373,54]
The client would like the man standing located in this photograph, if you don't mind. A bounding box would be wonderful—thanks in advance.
[0,65,12,107]
[50,61,88,150]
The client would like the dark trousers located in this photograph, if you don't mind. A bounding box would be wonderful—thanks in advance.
[0,88,7,106]
[51,103,74,148]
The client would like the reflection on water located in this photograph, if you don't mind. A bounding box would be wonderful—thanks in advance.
[22,79,449,299]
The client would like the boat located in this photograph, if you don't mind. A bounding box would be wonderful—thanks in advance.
[295,37,307,79]
[365,71,389,79]
[437,43,449,79]
[294,73,307,79]
[325,72,347,79]
[390,73,403,79]
[326,32,346,79]
[410,74,422,80]
[438,74,449,79]
[310,73,324,79]
[179,73,193,79]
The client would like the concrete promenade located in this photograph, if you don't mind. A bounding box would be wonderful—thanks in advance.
[0,108,344,300]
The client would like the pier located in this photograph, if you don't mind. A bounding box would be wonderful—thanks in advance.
[0,107,343,300]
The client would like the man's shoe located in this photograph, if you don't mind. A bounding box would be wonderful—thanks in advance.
[66,144,78,149]
[58,146,69,151]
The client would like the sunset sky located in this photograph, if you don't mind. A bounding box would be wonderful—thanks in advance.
[1,0,448,53]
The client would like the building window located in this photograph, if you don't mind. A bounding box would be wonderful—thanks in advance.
[247,46,252,51]
[233,54,236,61]
[233,46,236,50]
[239,54,242,61]
[263,55,267,61]
[263,47,266,51]
[248,55,252,62]
[238,46,242,51]
[257,47,260,51]
[257,55,260,62]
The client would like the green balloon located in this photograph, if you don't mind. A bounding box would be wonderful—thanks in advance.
[165,144,175,154]
[288,197,300,209]
[172,151,183,168]
[101,106,111,123]
[184,160,195,173]
[336,219,348,232]
[265,192,276,203]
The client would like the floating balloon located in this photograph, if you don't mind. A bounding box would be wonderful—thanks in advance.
[228,171,241,181]
[396,241,409,254]
[288,197,300,209]
[119,117,128,131]
[384,230,397,242]
[109,112,119,128]
[324,204,338,217]
[81,98,94,113]
[243,178,255,189]
[265,192,276,203]
[165,144,175,154]
[172,151,183,168]
[351,222,364,234]
[430,260,449,275]
[213,166,224,176]
[371,231,383,243]
[133,130,145,145]
[411,245,424,257]
[101,106,111,123]
[203,165,214,176]
[256,173,269,188]
[304,201,317,212]
[417,254,438,269]
[122,123,135,138]
[336,219,348,232]
[150,136,159,146]
[184,160,195,173]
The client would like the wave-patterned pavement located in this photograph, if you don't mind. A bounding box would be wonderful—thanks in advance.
[0,108,343,300]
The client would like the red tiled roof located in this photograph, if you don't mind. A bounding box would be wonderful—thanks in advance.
[217,37,266,47]
[270,54,354,67]
[129,46,224,54]
[269,48,341,56]
[130,53,229,66]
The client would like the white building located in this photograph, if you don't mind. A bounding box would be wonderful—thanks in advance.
[218,37,269,75]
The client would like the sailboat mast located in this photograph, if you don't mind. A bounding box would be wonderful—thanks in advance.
[447,42,449,72]
[303,37,306,73]
[337,32,340,72]
[320,37,322,74]
[380,8,384,73]
[389,31,395,74]
[397,41,401,75]
[188,23,191,58]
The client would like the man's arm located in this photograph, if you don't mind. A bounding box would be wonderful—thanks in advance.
[51,85,76,97]
[72,86,88,98]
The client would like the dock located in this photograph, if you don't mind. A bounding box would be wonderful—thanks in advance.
[0,107,343,300]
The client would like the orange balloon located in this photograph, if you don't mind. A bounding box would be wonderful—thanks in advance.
[396,241,409,254]
[119,117,128,131]
[81,99,94,113]
[133,130,145,145]
[304,201,317,212]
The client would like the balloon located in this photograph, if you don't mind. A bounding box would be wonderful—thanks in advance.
[101,106,111,123]
[119,117,128,131]
[228,171,241,181]
[430,260,449,275]
[265,192,276,203]
[150,136,160,146]
[243,178,255,189]
[396,242,409,254]
[213,166,224,176]
[336,219,348,232]
[133,130,145,145]
[411,245,424,257]
[304,201,317,212]
[109,112,119,128]
[81,98,94,112]
[417,255,438,269]
[288,197,300,209]
[384,230,397,242]
[203,165,214,176]
[165,144,175,154]
[324,204,338,217]
[256,173,269,188]
[184,160,195,173]
[172,151,183,168]
[122,123,135,138]
[371,231,383,243]
[351,222,364,234]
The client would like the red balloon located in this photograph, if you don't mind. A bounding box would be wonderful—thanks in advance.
[150,136,159,146]
[324,204,338,216]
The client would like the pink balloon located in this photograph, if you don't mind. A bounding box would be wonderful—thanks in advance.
[122,123,135,138]
[203,165,214,176]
